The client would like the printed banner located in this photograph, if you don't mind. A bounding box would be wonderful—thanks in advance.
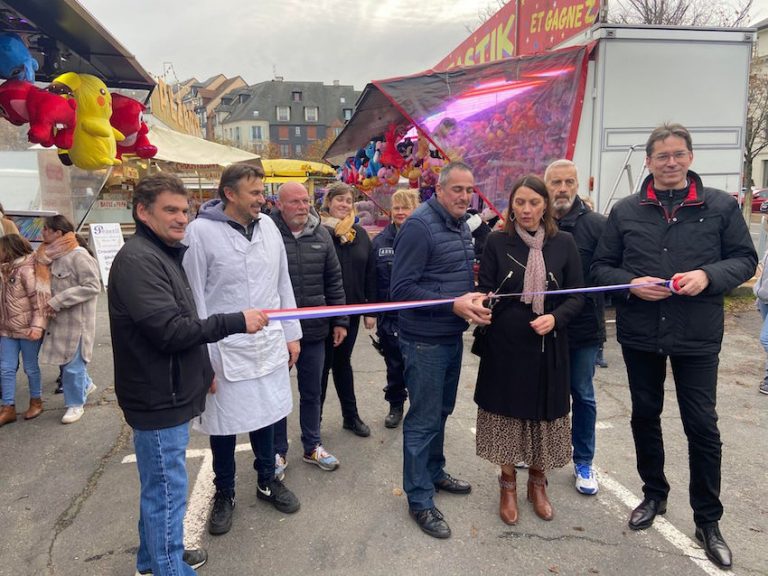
[434,1,517,71]
[518,0,600,55]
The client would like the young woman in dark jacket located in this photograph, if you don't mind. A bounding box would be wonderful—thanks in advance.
[474,175,584,526]
[319,182,376,437]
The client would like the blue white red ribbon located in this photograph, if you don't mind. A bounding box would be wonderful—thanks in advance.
[264,280,674,322]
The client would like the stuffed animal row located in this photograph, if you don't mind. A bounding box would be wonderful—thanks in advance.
[0,32,157,171]
[337,124,447,194]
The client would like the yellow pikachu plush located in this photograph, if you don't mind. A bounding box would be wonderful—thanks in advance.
[51,72,124,170]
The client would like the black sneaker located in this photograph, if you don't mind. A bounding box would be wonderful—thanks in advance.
[182,548,208,570]
[208,491,235,535]
[385,405,404,429]
[54,375,63,394]
[134,548,208,575]
[343,415,371,437]
[257,478,300,513]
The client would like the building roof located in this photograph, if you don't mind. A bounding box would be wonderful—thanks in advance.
[220,79,360,125]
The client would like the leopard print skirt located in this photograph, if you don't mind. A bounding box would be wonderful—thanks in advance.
[476,408,571,471]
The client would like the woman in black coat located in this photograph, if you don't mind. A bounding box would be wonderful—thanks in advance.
[474,174,584,525]
[319,182,376,438]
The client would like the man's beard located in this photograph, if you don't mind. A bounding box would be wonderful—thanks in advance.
[553,196,574,215]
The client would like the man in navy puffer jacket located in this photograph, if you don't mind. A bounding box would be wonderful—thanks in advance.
[391,161,491,539]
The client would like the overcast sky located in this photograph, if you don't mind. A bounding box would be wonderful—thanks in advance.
[78,0,768,91]
[78,0,486,90]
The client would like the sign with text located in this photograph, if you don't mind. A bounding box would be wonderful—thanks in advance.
[434,1,517,71]
[518,0,600,55]
[434,0,599,69]
[89,223,124,287]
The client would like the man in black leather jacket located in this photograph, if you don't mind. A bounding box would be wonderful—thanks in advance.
[109,174,266,576]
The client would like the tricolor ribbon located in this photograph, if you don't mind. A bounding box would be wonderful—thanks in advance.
[264,280,674,322]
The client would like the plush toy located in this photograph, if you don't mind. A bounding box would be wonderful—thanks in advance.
[379,124,405,171]
[341,156,358,185]
[0,79,76,148]
[110,93,157,159]
[0,33,38,82]
[354,200,376,226]
[50,72,124,170]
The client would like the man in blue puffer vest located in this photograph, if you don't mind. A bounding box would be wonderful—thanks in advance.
[391,161,491,539]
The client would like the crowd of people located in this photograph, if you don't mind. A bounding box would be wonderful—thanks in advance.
[0,122,760,575]
[0,206,100,428]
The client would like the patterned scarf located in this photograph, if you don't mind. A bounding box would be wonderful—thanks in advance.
[34,232,80,312]
[320,211,357,245]
[514,222,546,315]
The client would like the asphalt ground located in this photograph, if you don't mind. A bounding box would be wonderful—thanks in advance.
[1,297,766,576]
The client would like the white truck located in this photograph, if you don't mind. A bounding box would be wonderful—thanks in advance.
[561,24,754,212]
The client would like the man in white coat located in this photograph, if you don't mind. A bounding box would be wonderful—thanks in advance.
[183,163,301,536]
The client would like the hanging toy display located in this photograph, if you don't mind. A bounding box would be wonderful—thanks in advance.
[49,72,124,170]
[0,33,39,82]
[0,79,76,148]
[110,93,157,159]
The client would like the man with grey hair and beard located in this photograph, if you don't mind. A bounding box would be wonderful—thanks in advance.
[544,159,606,497]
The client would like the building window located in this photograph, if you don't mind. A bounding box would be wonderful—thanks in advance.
[334,127,342,136]
[251,126,263,140]
[276,106,290,121]
[234,127,241,143]
[307,126,317,141]
[280,144,290,157]
[304,106,319,122]
[294,126,301,137]
[278,126,289,140]
[343,108,353,121]
[340,97,346,103]
[292,91,302,102]
[294,144,302,156]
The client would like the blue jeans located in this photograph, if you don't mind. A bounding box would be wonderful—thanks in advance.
[133,422,195,576]
[400,336,463,511]
[61,342,88,408]
[274,338,325,455]
[758,301,768,379]
[569,345,599,466]
[0,336,42,405]
[210,424,275,495]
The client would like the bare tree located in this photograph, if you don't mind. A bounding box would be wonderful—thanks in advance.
[465,0,508,33]
[742,72,768,218]
[608,0,753,27]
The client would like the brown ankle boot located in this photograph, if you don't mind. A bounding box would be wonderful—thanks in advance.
[24,398,43,420]
[0,405,17,427]
[527,468,554,521]
[499,470,518,525]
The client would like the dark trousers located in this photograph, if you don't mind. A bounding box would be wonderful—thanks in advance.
[274,338,325,455]
[621,346,723,526]
[379,329,407,406]
[321,315,361,421]
[210,424,275,495]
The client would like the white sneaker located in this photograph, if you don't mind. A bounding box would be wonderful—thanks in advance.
[61,406,84,424]
[85,382,97,398]
[574,464,599,495]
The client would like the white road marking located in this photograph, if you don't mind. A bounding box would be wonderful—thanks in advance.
[595,469,730,576]
[468,425,726,574]
[122,443,253,548]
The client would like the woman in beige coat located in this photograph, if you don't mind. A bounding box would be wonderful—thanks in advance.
[0,235,46,426]
[37,215,101,424]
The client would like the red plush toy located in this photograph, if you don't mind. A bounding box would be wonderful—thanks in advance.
[110,93,157,159]
[0,79,76,148]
